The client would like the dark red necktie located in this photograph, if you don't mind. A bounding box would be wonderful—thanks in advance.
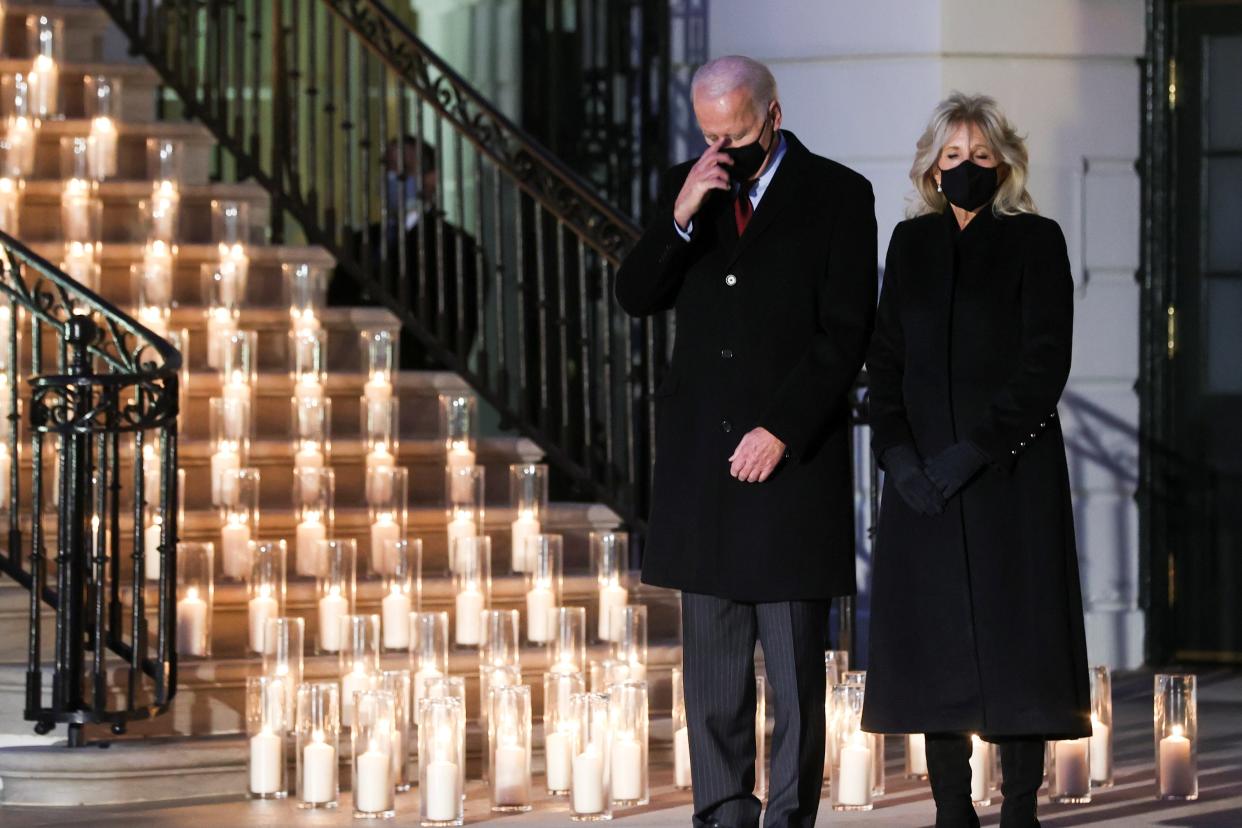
[734,183,754,235]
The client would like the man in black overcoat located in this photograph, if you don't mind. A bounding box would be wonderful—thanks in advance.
[615,55,876,828]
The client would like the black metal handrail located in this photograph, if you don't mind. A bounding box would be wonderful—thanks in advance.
[98,0,670,531]
[0,231,181,744]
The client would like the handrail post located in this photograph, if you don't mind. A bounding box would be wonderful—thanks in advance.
[270,0,288,244]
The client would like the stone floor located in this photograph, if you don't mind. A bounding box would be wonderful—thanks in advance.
[2,670,1240,827]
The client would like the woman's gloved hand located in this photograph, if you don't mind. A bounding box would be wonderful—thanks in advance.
[924,440,988,500]
[881,444,946,516]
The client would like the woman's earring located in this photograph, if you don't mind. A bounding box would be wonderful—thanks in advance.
[936,180,942,193]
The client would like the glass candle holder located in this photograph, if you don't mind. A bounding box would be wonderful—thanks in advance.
[61,241,100,301]
[1090,665,1114,787]
[440,394,477,504]
[284,262,328,332]
[296,682,340,808]
[381,539,420,649]
[142,463,183,582]
[481,608,521,670]
[969,734,995,806]
[363,397,399,467]
[290,328,326,402]
[525,535,562,643]
[219,329,256,390]
[479,664,521,757]
[147,138,184,186]
[421,675,468,805]
[84,75,120,181]
[26,15,62,119]
[293,393,331,451]
[175,541,213,657]
[219,467,259,580]
[351,689,397,818]
[411,611,450,708]
[209,396,249,491]
[1155,673,1198,800]
[905,733,928,779]
[452,535,491,646]
[592,531,628,642]
[830,683,872,811]
[368,469,408,570]
[202,258,244,314]
[340,614,382,726]
[141,181,180,243]
[755,675,767,802]
[1048,734,1092,804]
[246,675,288,799]
[0,175,20,237]
[361,327,397,397]
[2,75,37,178]
[134,240,175,308]
[247,540,286,654]
[60,181,100,246]
[825,650,849,687]
[488,683,533,812]
[293,468,334,577]
[293,443,329,516]
[548,606,587,676]
[316,539,356,653]
[446,467,484,558]
[672,667,692,790]
[203,293,239,372]
[262,616,304,726]
[608,680,649,807]
[570,691,611,821]
[509,464,547,573]
[378,669,413,792]
[418,695,465,826]
[613,605,648,682]
[212,198,250,247]
[545,670,586,795]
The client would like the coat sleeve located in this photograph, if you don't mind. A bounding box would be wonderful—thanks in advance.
[866,221,917,464]
[614,165,697,317]
[966,217,1074,471]
[757,176,878,459]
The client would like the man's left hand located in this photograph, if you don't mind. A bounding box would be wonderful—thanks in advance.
[728,427,787,483]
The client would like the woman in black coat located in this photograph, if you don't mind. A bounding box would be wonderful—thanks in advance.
[861,93,1091,828]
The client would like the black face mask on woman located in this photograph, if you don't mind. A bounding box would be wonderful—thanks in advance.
[723,115,773,186]
[939,160,998,211]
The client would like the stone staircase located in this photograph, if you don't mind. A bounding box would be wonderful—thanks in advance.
[0,2,684,807]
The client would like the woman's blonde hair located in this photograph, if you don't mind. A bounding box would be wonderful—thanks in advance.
[907,92,1037,218]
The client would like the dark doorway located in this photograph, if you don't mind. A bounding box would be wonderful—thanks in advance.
[1144,0,1242,664]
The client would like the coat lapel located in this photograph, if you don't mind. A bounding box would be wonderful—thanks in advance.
[724,131,812,268]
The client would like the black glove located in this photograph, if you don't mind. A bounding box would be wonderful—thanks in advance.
[924,440,988,500]
[881,444,945,516]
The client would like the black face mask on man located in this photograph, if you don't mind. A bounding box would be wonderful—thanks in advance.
[939,159,999,212]
[722,114,773,186]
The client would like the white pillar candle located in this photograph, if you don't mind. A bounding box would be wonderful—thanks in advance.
[907,733,927,777]
[317,588,348,651]
[571,748,606,814]
[365,451,395,504]
[248,588,279,653]
[151,183,179,241]
[413,666,442,709]
[62,189,92,240]
[610,736,643,801]
[446,513,477,558]
[301,736,336,804]
[210,448,240,505]
[598,583,628,641]
[493,744,530,805]
[525,585,554,642]
[294,377,324,402]
[295,517,326,576]
[1054,738,1090,797]
[424,759,459,821]
[222,381,250,433]
[545,729,574,792]
[448,444,476,500]
[969,737,990,803]
[6,118,35,176]
[363,376,393,403]
[836,734,872,806]
[294,446,324,505]
[175,590,208,656]
[674,726,692,788]
[381,586,411,649]
[510,514,541,572]
[341,668,371,725]
[206,311,236,369]
[87,118,117,180]
[455,587,484,646]
[1090,715,1112,783]
[144,520,162,581]
[354,746,393,813]
[221,519,251,579]
[1159,729,1194,797]
[249,729,284,795]
[28,57,57,119]
[370,515,401,573]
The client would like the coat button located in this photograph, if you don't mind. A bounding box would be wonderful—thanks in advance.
[721,348,734,359]
[724,274,737,286]
[721,419,733,433]
[1040,421,1046,428]
[1019,440,1026,447]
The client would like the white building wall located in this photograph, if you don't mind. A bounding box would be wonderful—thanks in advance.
[709,0,1146,668]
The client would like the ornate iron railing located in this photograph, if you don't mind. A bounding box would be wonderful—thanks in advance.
[0,232,181,745]
[98,0,669,531]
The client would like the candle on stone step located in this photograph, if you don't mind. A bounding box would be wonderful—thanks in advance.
[294,374,323,402]
[510,511,540,572]
[907,733,928,777]
[365,448,394,505]
[525,584,555,643]
[6,117,35,177]
[1090,714,1111,783]
[210,447,240,505]
[248,585,279,654]
[545,727,574,792]
[674,725,692,788]
[447,442,476,501]
[341,667,371,725]
[413,666,442,709]
[363,373,393,403]
[610,735,643,802]
[221,517,251,579]
[150,180,179,241]
[317,586,347,652]
[454,586,484,646]
[61,181,93,242]
[28,56,57,120]
[493,742,530,806]
[144,518,162,581]
[353,744,392,813]
[222,378,250,433]
[87,117,117,180]
[294,445,324,504]
[424,759,459,820]
[295,514,326,577]
[571,747,606,814]
[597,582,627,641]
[301,733,336,804]
[1159,727,1194,798]
[446,511,477,558]
[381,584,411,650]
[370,514,400,573]
[837,731,872,806]
[249,728,284,795]
[175,587,208,656]
[969,735,990,803]
[1054,738,1090,798]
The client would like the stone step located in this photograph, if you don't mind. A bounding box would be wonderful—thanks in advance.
[0,58,160,122]
[23,119,216,186]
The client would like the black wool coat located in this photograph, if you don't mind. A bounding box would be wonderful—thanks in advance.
[615,131,877,602]
[860,206,1091,740]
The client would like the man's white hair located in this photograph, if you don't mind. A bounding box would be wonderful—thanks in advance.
[690,55,778,118]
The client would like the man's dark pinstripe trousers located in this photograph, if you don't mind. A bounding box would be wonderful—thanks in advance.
[681,591,832,828]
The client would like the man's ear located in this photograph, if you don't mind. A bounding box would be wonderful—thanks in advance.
[770,100,783,132]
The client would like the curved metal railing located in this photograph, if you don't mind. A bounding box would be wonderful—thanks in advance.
[0,232,181,744]
[98,0,669,531]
